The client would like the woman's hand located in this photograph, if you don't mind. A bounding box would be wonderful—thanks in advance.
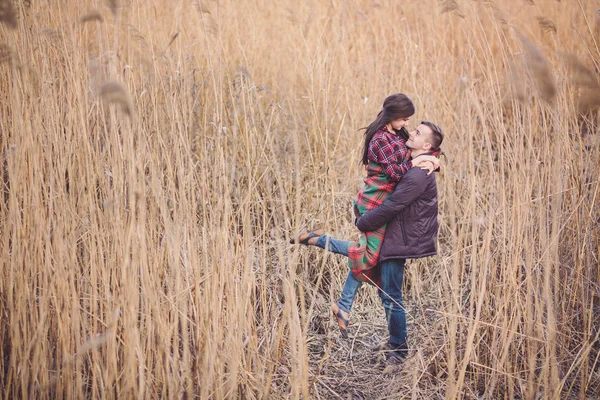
[412,155,440,175]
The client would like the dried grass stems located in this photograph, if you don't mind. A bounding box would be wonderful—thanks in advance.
[506,58,528,102]
[0,0,599,399]
[40,28,62,42]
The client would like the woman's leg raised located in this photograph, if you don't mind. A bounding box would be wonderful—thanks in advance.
[314,234,351,256]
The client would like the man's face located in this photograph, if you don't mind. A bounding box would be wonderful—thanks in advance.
[406,124,433,151]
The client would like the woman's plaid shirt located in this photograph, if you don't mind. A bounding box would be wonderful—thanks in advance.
[354,128,412,214]
[367,128,412,182]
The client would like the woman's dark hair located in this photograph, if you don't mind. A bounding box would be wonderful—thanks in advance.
[361,93,415,165]
[420,120,444,155]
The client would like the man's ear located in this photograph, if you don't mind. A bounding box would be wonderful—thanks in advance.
[423,142,432,150]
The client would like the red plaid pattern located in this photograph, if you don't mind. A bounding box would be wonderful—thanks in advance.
[348,129,412,286]
[367,129,412,182]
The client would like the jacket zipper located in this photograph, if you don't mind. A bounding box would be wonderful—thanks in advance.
[401,215,408,246]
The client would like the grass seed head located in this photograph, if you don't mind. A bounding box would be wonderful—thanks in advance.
[517,31,557,103]
[0,0,17,29]
[0,43,11,65]
[127,25,150,50]
[106,0,118,17]
[536,16,557,34]
[80,10,104,24]
[577,89,600,115]
[439,0,465,18]
[563,53,599,89]
[485,1,507,25]
[100,81,135,119]
[166,32,179,50]
[193,1,211,14]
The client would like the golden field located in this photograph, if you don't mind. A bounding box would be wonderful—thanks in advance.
[1,0,599,398]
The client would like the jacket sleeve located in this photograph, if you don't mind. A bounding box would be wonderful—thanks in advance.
[356,170,427,232]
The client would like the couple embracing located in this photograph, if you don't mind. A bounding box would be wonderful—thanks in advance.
[291,93,444,363]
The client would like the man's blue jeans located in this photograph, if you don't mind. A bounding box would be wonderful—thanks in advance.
[315,235,362,313]
[378,258,407,348]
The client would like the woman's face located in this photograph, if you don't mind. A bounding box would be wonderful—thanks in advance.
[388,117,411,131]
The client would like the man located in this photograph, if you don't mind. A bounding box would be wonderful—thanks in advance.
[356,121,443,361]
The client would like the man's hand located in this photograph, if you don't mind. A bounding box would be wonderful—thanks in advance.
[412,155,440,175]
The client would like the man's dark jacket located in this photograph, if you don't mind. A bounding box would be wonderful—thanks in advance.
[355,167,438,261]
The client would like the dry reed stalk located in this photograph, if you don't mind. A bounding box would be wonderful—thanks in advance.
[517,31,557,103]
[99,81,135,118]
[80,10,104,24]
[536,16,557,34]
[0,0,17,29]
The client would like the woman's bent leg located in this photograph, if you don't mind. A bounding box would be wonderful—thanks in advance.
[314,235,363,327]
[337,270,362,313]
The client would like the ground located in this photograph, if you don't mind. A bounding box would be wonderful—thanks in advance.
[305,297,447,399]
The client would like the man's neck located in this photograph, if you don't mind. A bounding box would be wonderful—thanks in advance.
[410,149,428,159]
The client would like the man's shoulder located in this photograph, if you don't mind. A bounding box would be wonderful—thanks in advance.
[402,167,437,189]
[404,167,435,180]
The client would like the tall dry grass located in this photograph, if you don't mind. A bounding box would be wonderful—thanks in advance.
[0,0,599,398]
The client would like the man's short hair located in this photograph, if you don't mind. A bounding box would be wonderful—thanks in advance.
[421,120,443,152]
